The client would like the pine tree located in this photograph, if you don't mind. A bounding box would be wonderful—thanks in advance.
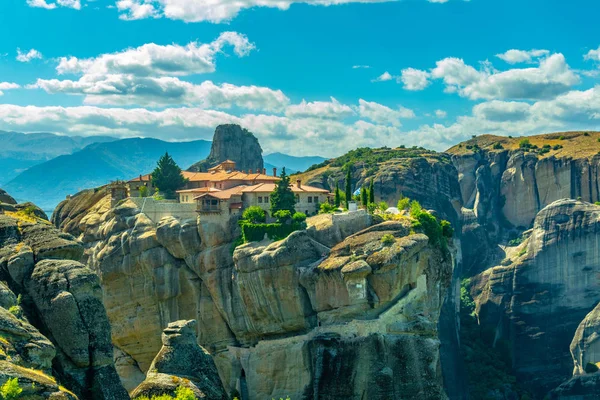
[368,179,375,204]
[345,167,352,209]
[270,167,296,215]
[361,186,368,208]
[334,182,341,207]
[151,152,188,199]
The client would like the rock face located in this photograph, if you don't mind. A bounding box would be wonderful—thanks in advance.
[0,188,16,205]
[473,200,600,396]
[187,125,264,173]
[54,188,454,399]
[132,320,227,399]
[0,192,128,399]
[550,302,600,399]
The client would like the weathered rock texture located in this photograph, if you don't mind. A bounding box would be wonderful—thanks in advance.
[54,189,454,399]
[472,200,600,396]
[187,124,264,173]
[0,188,16,205]
[132,320,227,399]
[550,302,600,399]
[0,194,128,399]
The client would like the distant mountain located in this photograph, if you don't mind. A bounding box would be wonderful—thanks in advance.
[264,152,327,174]
[0,131,116,184]
[4,138,211,211]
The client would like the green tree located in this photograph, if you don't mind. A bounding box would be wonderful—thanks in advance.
[138,185,149,198]
[0,378,22,400]
[242,206,266,224]
[334,182,341,207]
[345,167,352,209]
[368,179,375,204]
[361,187,368,207]
[270,167,296,215]
[151,152,188,199]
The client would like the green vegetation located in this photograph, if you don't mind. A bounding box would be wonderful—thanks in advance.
[369,179,375,204]
[553,144,563,150]
[334,183,341,207]
[274,210,292,223]
[292,212,307,224]
[0,378,22,400]
[518,247,527,257]
[134,386,196,400]
[397,197,410,211]
[381,233,395,246]
[139,185,149,198]
[344,168,352,209]
[151,152,189,199]
[585,362,599,374]
[242,206,266,224]
[460,279,530,400]
[559,135,566,140]
[7,306,21,318]
[408,200,452,254]
[493,142,503,150]
[360,187,368,207]
[519,139,532,149]
[270,168,296,215]
[240,222,304,243]
[319,202,337,214]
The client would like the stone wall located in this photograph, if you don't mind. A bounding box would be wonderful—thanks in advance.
[129,197,197,223]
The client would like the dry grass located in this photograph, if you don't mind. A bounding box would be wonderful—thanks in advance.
[447,131,600,159]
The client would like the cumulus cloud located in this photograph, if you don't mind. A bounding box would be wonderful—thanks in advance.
[400,68,430,90]
[26,0,80,9]
[435,109,447,118]
[116,0,400,23]
[31,76,290,111]
[16,48,43,63]
[372,71,393,82]
[496,49,549,64]
[0,83,20,96]
[429,54,579,100]
[584,46,600,62]
[56,32,255,76]
[285,97,355,120]
[357,99,414,127]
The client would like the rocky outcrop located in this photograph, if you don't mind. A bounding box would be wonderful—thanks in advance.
[0,192,128,399]
[472,200,600,396]
[54,189,454,399]
[0,188,16,205]
[132,320,227,399]
[187,125,264,173]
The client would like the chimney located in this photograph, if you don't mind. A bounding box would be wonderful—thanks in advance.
[263,168,267,175]
[296,179,302,189]
[249,169,253,174]
[273,168,277,177]
[139,174,143,181]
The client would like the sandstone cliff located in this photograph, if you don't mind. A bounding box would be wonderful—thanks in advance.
[0,194,128,399]
[53,188,454,399]
[472,199,600,396]
[187,125,264,173]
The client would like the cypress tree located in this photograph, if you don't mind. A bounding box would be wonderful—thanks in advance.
[270,167,296,215]
[368,179,375,204]
[151,152,188,199]
[361,186,368,208]
[345,167,352,209]
[334,182,341,207]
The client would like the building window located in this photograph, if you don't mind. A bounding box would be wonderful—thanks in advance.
[314,196,319,203]
[265,196,269,203]
[308,196,312,203]
[295,194,300,203]
[258,196,263,203]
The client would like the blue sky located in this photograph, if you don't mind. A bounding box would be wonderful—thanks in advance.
[1,0,600,156]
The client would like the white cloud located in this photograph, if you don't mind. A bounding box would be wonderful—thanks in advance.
[56,32,255,76]
[285,97,355,120]
[496,49,549,64]
[16,48,43,63]
[472,100,531,122]
[435,109,447,118]
[372,71,393,82]
[584,46,600,62]
[400,68,431,91]
[357,99,414,127]
[352,65,371,69]
[31,76,290,111]
[429,54,579,100]
[26,0,80,9]
[116,0,399,23]
[0,83,20,96]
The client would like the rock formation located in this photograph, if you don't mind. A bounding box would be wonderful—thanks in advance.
[53,184,454,399]
[0,188,16,205]
[131,320,227,399]
[0,192,128,399]
[472,200,600,395]
[187,125,264,173]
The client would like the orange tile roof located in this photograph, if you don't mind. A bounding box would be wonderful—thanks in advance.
[241,183,329,194]
[176,187,221,194]
[194,185,248,200]
[129,170,279,183]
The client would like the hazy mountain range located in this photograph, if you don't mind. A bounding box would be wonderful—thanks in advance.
[1,131,326,211]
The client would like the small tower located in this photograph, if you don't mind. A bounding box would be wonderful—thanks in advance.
[109,181,128,208]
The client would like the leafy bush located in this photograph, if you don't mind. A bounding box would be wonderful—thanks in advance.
[240,222,304,243]
[381,233,395,246]
[139,185,149,198]
[584,132,590,136]
[134,386,198,400]
[230,236,244,255]
[378,201,388,212]
[397,197,410,211]
[559,135,566,140]
[553,144,563,150]
[319,202,337,214]
[366,203,377,214]
[585,362,599,374]
[242,206,266,224]
[519,139,531,149]
[274,210,292,223]
[493,142,503,150]
[292,212,307,223]
[441,220,454,238]
[0,378,22,400]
